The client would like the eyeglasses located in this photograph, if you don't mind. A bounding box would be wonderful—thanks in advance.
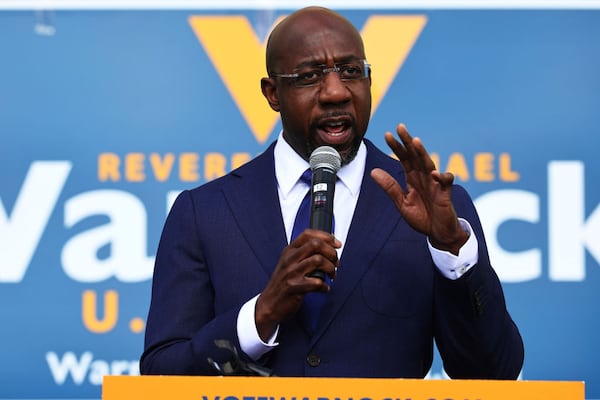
[271,59,371,87]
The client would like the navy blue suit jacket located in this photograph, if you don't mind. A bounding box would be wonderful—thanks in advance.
[140,139,523,378]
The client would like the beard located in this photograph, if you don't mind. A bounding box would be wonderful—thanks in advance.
[304,136,361,166]
[305,114,366,166]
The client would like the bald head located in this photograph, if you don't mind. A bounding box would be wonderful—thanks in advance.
[265,7,366,76]
[260,6,372,165]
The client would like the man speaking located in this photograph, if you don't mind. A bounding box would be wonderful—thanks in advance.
[140,6,524,379]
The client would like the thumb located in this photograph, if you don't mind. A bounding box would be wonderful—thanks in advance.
[371,168,405,207]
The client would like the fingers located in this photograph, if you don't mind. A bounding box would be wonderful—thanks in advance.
[383,130,407,160]
[258,231,340,328]
[289,228,341,250]
[432,170,455,189]
[386,124,436,174]
[286,229,340,287]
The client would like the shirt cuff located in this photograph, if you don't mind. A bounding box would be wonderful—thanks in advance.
[427,218,479,280]
[237,294,279,360]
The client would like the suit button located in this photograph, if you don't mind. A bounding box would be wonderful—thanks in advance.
[306,353,321,367]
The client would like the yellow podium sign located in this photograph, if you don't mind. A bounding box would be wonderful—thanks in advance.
[102,375,584,400]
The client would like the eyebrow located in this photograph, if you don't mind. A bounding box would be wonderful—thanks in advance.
[293,56,363,69]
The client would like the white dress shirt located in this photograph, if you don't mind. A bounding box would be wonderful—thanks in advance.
[237,133,479,360]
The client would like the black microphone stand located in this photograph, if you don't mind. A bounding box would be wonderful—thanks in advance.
[208,339,275,377]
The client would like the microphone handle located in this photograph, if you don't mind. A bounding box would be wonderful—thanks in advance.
[308,167,336,280]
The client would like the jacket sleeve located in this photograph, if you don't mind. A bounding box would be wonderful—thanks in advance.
[433,184,524,379]
[140,189,243,375]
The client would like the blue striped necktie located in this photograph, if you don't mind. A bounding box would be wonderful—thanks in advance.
[290,169,313,241]
[290,169,332,332]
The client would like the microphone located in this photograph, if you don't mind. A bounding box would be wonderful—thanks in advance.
[307,146,341,280]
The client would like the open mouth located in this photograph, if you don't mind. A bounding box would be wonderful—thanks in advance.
[317,115,353,143]
[323,120,347,136]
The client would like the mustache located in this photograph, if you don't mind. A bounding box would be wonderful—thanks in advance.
[306,111,362,166]
[314,111,355,123]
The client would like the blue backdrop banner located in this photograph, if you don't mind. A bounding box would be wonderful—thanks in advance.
[0,2,599,398]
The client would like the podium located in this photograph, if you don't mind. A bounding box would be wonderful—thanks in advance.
[102,375,584,400]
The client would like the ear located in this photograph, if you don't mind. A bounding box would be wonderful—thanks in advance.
[261,77,280,112]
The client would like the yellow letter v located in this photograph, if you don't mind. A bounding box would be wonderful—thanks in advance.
[189,15,427,144]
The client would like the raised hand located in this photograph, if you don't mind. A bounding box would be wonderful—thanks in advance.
[370,124,468,255]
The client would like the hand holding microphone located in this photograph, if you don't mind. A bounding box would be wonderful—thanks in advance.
[254,146,341,338]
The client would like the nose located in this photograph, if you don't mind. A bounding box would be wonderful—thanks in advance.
[318,70,351,105]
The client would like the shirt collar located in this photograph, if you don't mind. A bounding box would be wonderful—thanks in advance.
[274,131,366,198]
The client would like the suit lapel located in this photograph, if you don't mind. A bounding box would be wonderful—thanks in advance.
[218,139,407,338]
[312,141,406,339]
[220,143,288,279]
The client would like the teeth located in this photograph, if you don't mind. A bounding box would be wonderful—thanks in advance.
[322,120,346,137]
[326,129,345,137]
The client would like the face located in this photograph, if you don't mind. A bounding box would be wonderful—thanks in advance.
[261,8,372,165]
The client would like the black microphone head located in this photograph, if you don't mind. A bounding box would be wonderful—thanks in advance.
[309,146,341,173]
